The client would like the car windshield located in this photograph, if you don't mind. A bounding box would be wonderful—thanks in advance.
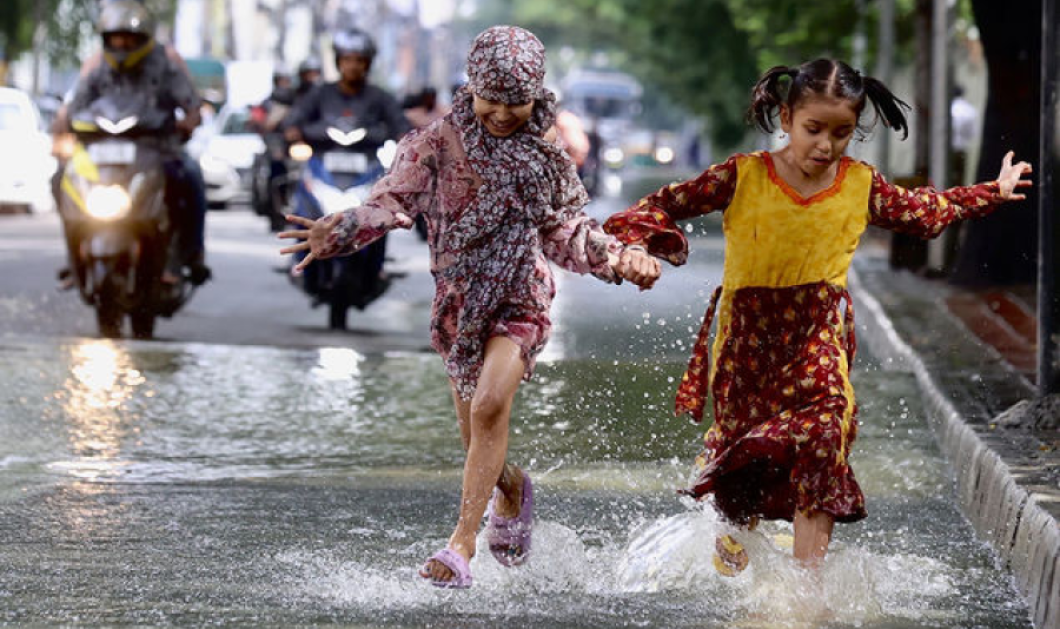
[221,110,251,135]
[0,103,28,130]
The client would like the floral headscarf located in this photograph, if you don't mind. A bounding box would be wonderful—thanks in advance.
[440,25,589,399]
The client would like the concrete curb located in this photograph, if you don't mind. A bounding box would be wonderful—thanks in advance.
[849,267,1059,629]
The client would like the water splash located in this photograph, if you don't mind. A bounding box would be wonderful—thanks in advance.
[616,507,962,627]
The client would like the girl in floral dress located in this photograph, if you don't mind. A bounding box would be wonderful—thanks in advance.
[280,26,659,588]
[603,58,1032,574]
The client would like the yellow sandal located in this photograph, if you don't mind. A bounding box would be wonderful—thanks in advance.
[713,534,749,577]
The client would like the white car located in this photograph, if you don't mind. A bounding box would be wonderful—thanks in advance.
[191,105,265,209]
[0,87,57,213]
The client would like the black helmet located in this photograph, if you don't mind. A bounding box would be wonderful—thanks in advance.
[298,57,323,75]
[332,28,376,64]
[98,0,156,71]
[272,63,292,86]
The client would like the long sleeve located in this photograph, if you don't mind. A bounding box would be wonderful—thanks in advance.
[539,159,623,283]
[867,169,1007,238]
[603,155,738,265]
[321,128,437,258]
[542,214,624,283]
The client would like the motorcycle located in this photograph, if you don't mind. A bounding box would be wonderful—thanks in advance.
[287,116,399,330]
[58,92,197,339]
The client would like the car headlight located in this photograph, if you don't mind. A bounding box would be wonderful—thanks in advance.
[85,185,132,220]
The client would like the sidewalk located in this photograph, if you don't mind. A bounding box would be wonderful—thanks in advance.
[850,240,1060,629]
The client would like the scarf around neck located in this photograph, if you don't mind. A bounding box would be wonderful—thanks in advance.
[440,83,588,399]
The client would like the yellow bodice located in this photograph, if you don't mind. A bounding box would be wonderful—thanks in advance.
[721,152,872,290]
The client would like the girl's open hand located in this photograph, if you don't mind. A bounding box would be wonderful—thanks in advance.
[613,247,661,290]
[996,151,1033,201]
[278,213,343,275]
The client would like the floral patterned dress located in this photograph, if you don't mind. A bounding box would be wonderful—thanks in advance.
[318,113,624,399]
[604,151,1005,525]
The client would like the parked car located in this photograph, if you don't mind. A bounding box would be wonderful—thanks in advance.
[0,87,56,213]
[191,105,265,209]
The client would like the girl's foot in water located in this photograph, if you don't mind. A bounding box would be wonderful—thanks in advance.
[714,534,749,577]
[419,540,475,587]
[491,466,524,519]
[486,469,533,566]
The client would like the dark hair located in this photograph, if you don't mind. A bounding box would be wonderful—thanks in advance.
[748,58,910,140]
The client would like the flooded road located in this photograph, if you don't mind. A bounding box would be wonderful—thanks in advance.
[0,337,1032,628]
[0,190,1034,627]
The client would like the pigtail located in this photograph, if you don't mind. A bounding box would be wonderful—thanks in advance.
[862,76,911,140]
[748,66,797,134]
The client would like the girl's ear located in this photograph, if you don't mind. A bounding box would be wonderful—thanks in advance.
[779,104,793,133]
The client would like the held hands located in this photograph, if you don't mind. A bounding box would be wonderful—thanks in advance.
[996,151,1034,201]
[611,246,661,290]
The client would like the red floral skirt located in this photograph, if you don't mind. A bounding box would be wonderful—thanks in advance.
[683,282,867,524]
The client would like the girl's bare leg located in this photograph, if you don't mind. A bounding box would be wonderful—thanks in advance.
[420,336,526,583]
[793,510,834,567]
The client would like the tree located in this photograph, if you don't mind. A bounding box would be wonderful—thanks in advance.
[0,0,177,73]
[1,0,95,69]
[460,0,933,149]
[950,0,1041,286]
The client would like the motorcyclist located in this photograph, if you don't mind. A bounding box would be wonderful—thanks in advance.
[283,27,409,300]
[63,0,210,285]
[284,28,408,151]
[249,67,297,230]
[295,58,323,101]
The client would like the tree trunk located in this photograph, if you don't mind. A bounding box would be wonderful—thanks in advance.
[914,0,932,178]
[950,0,1042,286]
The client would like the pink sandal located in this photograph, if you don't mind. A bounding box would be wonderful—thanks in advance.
[419,547,473,589]
[485,472,534,566]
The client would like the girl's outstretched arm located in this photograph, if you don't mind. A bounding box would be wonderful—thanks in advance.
[278,130,437,273]
[868,151,1033,238]
[603,155,739,265]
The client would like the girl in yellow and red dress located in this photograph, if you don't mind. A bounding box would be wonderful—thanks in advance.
[603,58,1033,575]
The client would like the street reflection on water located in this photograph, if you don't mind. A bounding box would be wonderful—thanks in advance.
[0,335,1033,628]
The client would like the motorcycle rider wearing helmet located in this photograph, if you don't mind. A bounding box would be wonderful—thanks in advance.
[283,28,409,297]
[65,0,210,285]
[295,58,324,101]
[249,66,298,230]
[284,28,408,149]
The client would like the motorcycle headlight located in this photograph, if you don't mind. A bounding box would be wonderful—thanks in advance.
[289,142,313,162]
[85,185,132,221]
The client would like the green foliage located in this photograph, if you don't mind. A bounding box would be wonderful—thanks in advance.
[461,0,934,150]
[1,0,176,68]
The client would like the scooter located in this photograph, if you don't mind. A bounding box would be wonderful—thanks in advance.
[287,116,399,330]
[58,92,196,339]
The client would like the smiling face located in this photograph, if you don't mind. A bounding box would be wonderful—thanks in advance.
[472,93,534,138]
[779,95,859,177]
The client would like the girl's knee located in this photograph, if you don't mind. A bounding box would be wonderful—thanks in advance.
[469,389,511,426]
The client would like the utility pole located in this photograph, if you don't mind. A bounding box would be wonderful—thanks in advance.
[1038,0,1059,395]
[30,0,45,96]
[926,0,952,271]
[274,0,289,62]
[875,0,896,175]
